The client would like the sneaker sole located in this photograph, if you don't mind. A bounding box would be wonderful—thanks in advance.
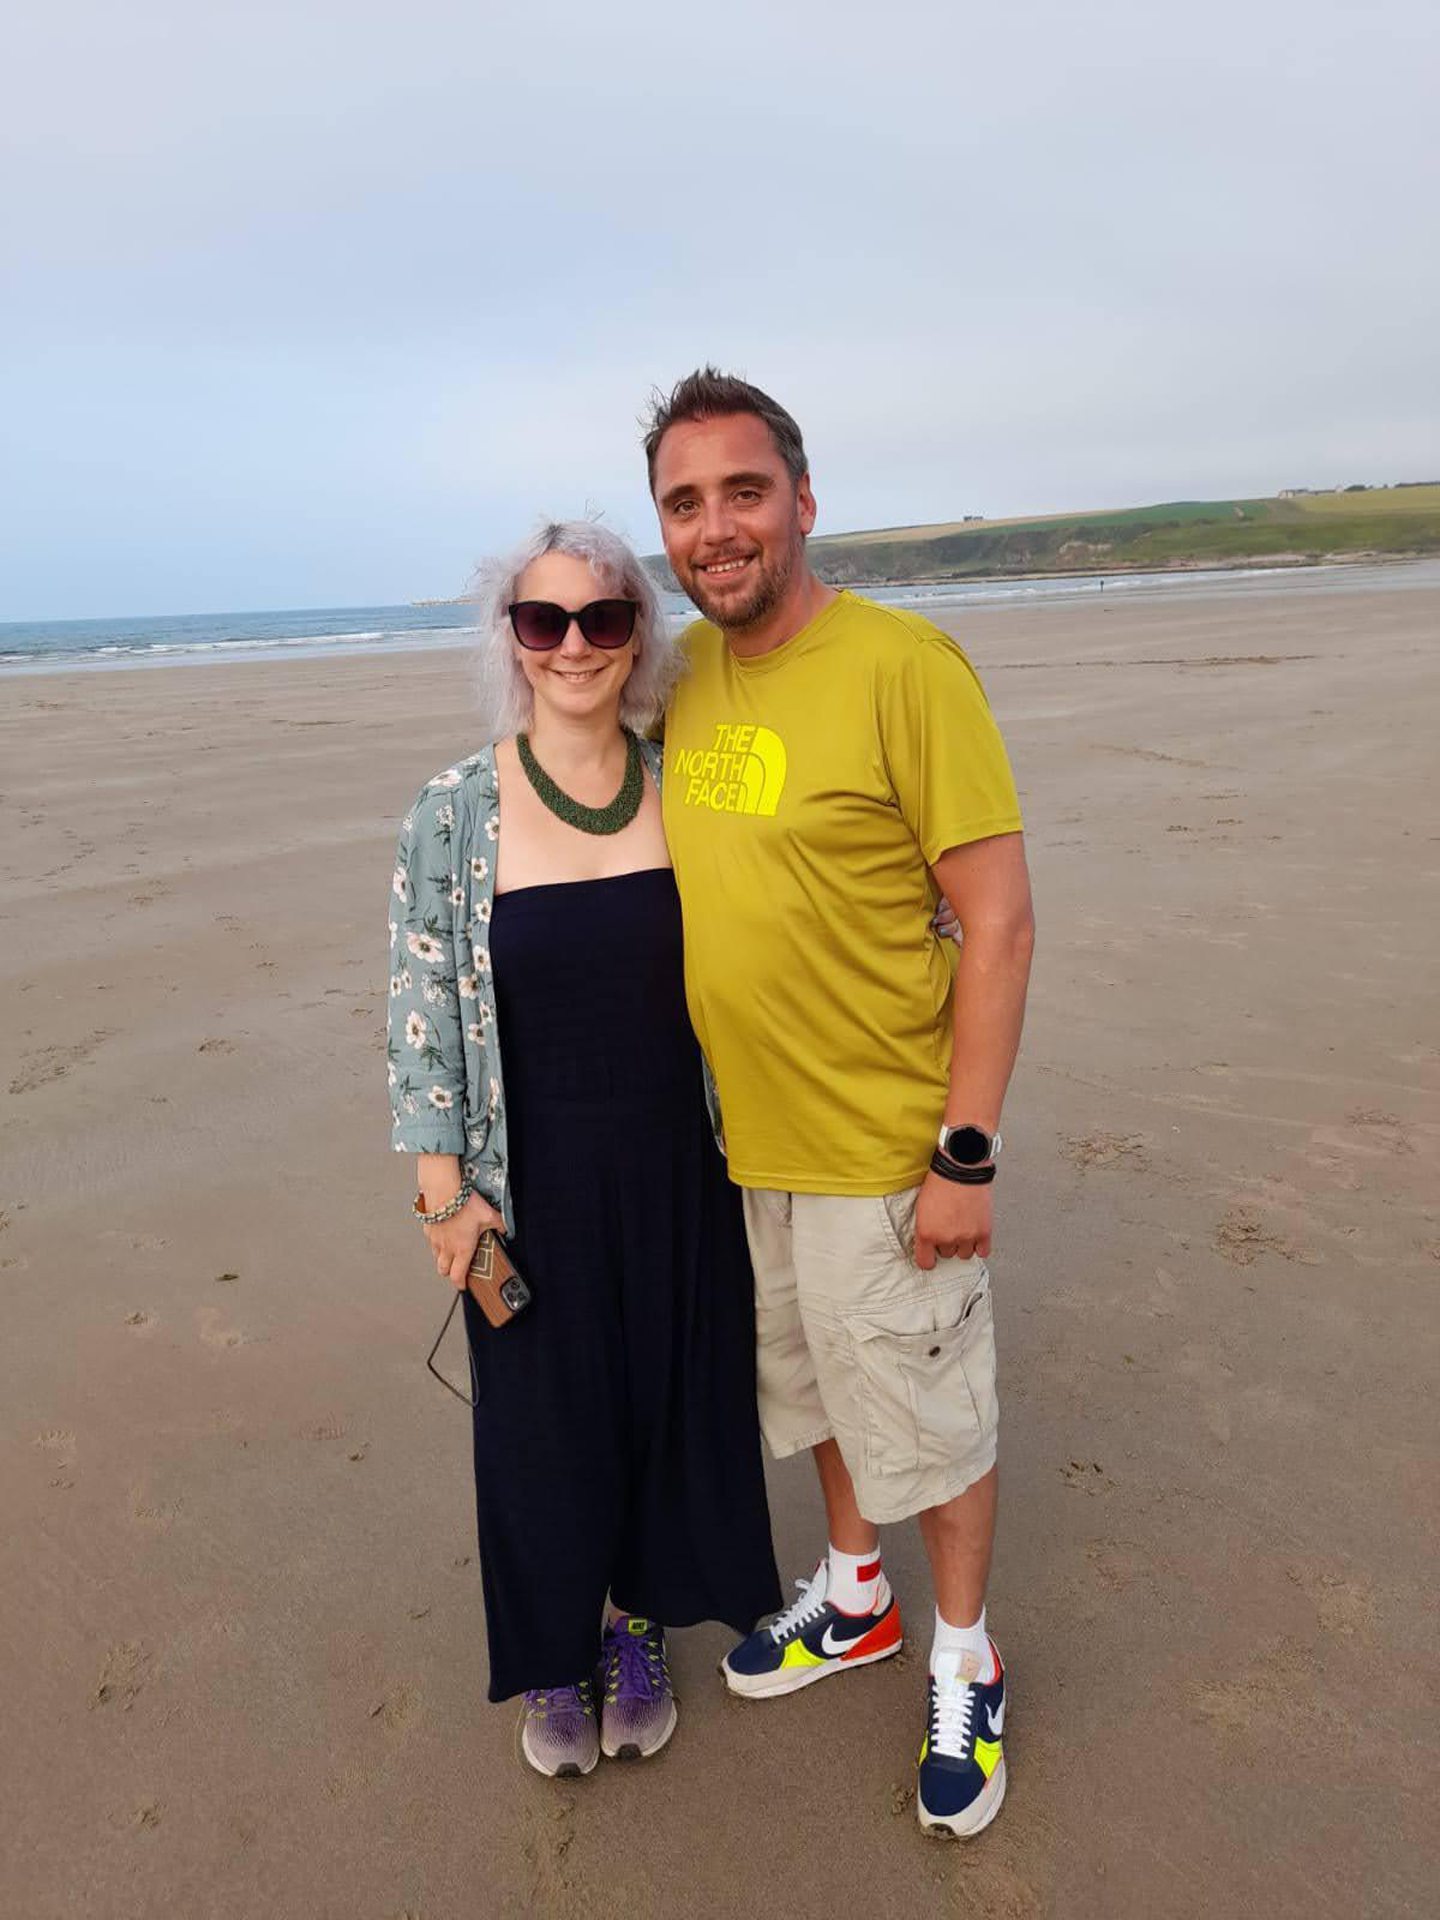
[721,1637,903,1699]
[519,1723,600,1779]
[601,1700,678,1761]
[918,1757,1006,1839]
[521,1747,600,1779]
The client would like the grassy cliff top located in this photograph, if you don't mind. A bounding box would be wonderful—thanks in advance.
[800,485,1440,583]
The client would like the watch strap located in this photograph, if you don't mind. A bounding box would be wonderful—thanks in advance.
[929,1150,997,1186]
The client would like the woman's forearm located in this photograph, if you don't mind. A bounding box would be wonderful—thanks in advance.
[416,1153,465,1207]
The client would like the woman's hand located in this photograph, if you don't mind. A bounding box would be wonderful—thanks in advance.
[932,896,963,946]
[423,1190,506,1288]
[415,1154,505,1288]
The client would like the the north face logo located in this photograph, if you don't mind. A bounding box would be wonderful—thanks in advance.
[672,724,787,816]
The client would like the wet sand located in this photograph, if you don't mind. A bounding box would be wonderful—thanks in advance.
[2,571,1437,1918]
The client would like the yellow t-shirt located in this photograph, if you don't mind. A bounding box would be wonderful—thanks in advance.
[663,591,1023,1194]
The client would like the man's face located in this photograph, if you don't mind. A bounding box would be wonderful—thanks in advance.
[651,412,816,632]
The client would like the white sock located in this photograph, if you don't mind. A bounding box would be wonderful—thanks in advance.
[826,1542,882,1615]
[930,1605,996,1682]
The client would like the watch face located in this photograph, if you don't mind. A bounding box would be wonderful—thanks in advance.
[944,1125,992,1166]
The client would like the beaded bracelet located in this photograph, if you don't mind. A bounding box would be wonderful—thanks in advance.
[413,1180,475,1225]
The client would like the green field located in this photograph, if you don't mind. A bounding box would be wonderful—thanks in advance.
[798,484,1440,584]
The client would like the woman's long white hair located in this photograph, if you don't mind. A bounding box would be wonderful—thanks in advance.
[472,520,682,742]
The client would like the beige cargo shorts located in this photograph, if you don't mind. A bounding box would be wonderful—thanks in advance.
[743,1185,999,1526]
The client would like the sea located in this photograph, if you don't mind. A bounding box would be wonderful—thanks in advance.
[1,562,1430,675]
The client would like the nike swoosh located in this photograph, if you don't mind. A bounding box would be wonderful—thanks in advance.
[986,1701,1005,1737]
[819,1621,872,1657]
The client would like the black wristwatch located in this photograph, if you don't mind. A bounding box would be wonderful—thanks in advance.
[936,1122,1003,1167]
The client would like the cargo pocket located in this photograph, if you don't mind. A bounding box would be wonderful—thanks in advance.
[845,1268,996,1478]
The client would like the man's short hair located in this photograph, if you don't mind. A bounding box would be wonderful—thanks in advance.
[643,366,808,489]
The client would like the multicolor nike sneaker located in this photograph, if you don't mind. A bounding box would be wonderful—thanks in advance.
[721,1559,903,1699]
[917,1640,1007,1838]
[600,1615,677,1760]
[519,1678,600,1778]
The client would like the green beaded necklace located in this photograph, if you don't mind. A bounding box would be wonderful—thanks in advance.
[516,728,644,836]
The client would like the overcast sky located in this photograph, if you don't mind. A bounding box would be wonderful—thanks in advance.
[2,0,1436,620]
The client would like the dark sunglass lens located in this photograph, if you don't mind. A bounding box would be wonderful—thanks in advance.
[578,599,638,648]
[510,601,567,648]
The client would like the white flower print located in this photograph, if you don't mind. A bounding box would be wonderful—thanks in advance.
[388,918,397,941]
[389,974,404,998]
[484,812,499,841]
[449,884,465,908]
[466,1023,484,1045]
[405,1011,428,1051]
[402,1092,419,1116]
[458,973,479,999]
[435,803,455,830]
[432,769,463,789]
[387,1062,397,1087]
[402,812,414,833]
[469,856,489,882]
[487,1076,500,1119]
[421,976,447,1007]
[427,1086,455,1111]
[472,945,492,975]
[392,867,407,899]
[406,931,445,963]
[400,967,412,990]
[475,898,491,924]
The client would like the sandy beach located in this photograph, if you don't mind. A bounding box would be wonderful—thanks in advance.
[2,570,1436,1919]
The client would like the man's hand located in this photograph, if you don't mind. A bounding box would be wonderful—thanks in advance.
[913,1169,992,1269]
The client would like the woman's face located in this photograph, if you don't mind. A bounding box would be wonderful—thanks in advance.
[511,552,637,728]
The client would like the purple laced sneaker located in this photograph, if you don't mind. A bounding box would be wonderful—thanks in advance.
[600,1616,678,1760]
[519,1678,599,1778]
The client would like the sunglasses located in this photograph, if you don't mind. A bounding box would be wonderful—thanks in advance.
[508,598,639,650]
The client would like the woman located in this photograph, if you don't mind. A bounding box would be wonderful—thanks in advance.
[387,520,781,1779]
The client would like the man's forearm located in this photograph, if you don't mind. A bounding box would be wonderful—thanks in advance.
[942,920,1034,1133]
[927,832,1035,1137]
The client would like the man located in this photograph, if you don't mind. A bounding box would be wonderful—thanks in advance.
[644,369,1034,1838]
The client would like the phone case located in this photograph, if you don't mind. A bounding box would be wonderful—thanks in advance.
[466,1229,533,1328]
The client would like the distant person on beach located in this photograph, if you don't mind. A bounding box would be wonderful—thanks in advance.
[644,369,1034,1838]
[386,520,781,1779]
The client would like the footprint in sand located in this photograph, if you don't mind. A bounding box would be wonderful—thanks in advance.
[8,1030,113,1095]
[91,1642,149,1710]
[197,1307,249,1350]
[1343,1108,1417,1156]
[130,1489,181,1530]
[34,1428,77,1465]
[1189,1638,1345,1755]
[101,1229,169,1252]
[520,1791,580,1905]
[1061,1132,1150,1172]
[367,1683,417,1732]
[1213,1206,1315,1267]
[1286,1564,1377,1641]
[124,1310,155,1331]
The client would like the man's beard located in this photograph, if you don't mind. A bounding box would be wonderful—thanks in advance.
[684,541,799,634]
